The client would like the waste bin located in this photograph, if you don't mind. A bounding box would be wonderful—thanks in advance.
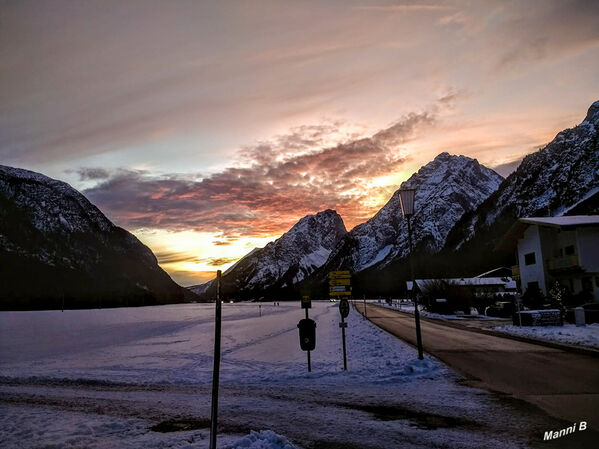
[297,318,316,351]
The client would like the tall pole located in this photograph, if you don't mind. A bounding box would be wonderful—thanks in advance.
[341,315,347,370]
[407,217,424,360]
[305,307,312,372]
[209,270,222,449]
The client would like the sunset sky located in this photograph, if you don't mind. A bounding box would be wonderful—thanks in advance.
[2,0,598,286]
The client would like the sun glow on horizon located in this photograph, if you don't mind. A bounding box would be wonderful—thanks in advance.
[134,229,278,286]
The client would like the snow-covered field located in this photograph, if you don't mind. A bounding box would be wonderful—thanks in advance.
[494,323,599,349]
[0,302,548,448]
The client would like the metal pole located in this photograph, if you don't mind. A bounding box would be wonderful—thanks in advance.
[305,308,311,372]
[341,315,347,371]
[209,270,222,449]
[363,294,367,318]
[407,217,424,360]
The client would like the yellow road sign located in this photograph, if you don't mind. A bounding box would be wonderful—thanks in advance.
[329,278,351,286]
[301,296,311,309]
[329,291,351,296]
[330,273,351,280]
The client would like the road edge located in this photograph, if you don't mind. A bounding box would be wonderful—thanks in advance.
[365,303,599,358]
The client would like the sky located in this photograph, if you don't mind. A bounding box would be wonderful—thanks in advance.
[1,0,598,286]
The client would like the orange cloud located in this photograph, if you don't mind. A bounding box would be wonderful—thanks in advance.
[82,105,443,237]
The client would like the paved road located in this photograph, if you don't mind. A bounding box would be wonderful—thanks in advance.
[357,303,599,435]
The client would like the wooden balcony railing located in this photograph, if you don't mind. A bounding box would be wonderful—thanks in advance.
[547,255,581,272]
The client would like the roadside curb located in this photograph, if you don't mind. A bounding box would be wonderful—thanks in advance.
[366,303,599,358]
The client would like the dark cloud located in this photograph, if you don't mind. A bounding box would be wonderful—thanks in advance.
[154,251,200,265]
[203,257,239,267]
[72,167,111,181]
[154,251,237,268]
[83,104,444,237]
[373,112,436,147]
[212,240,234,246]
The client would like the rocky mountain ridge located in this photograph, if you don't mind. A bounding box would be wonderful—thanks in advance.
[317,153,504,276]
[0,165,195,309]
[195,153,504,299]
[194,209,347,299]
[445,100,599,255]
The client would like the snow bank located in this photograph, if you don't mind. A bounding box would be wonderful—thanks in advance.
[494,323,599,349]
[225,430,297,449]
[378,301,505,321]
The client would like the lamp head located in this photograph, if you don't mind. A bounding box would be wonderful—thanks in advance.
[398,188,416,218]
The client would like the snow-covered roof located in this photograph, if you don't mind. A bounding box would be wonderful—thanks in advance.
[414,277,515,290]
[475,267,512,278]
[498,215,599,250]
[519,215,599,228]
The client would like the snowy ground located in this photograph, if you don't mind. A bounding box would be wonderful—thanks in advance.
[494,323,599,349]
[0,302,555,448]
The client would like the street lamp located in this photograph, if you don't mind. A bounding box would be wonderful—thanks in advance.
[398,188,424,360]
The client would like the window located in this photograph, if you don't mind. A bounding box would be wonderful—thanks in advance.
[524,252,536,265]
[527,281,539,292]
[565,245,575,256]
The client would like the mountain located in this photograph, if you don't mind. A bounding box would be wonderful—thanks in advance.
[0,165,196,310]
[316,153,504,276]
[444,100,599,261]
[196,209,347,299]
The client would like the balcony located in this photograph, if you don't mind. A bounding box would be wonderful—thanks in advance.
[547,255,581,273]
[511,265,520,280]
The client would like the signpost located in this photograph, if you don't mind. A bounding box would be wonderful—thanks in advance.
[301,296,312,309]
[329,278,351,286]
[330,272,351,370]
[339,298,350,370]
[209,270,222,449]
[329,271,352,297]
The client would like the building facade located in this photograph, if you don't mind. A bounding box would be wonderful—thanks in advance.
[510,216,599,302]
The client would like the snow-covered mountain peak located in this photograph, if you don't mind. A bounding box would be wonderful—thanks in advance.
[583,100,599,124]
[0,165,114,235]
[319,154,503,273]
[203,209,347,297]
[276,209,345,248]
[403,153,500,191]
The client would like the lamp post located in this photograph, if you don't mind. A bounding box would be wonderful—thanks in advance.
[398,188,424,360]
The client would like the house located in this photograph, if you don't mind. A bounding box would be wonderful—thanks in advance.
[413,273,517,298]
[503,216,599,302]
